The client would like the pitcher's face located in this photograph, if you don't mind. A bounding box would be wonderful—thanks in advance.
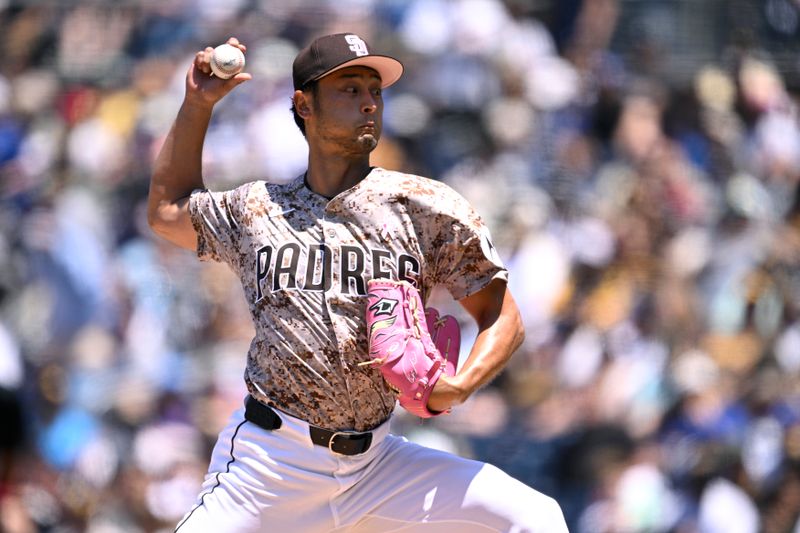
[307,66,384,156]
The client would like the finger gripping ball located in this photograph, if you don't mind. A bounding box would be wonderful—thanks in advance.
[210,44,245,79]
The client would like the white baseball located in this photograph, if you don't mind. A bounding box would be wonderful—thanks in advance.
[210,44,245,80]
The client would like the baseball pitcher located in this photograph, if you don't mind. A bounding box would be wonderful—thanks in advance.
[147,33,568,533]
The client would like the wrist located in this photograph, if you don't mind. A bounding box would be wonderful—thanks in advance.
[181,95,215,115]
[446,373,472,405]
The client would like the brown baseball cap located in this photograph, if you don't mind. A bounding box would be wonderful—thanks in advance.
[292,33,404,90]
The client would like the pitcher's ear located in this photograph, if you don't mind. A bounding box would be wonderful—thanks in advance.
[293,90,312,117]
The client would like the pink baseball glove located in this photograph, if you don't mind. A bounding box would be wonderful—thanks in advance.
[362,279,461,418]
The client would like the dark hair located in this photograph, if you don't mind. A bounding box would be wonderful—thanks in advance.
[290,81,318,137]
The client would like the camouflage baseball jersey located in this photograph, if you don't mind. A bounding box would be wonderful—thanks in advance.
[189,167,507,431]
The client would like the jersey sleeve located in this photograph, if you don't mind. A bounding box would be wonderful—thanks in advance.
[419,182,508,300]
[188,183,252,268]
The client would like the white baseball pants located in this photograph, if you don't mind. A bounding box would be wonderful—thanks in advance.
[175,402,568,533]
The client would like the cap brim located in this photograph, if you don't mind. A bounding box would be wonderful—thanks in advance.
[314,55,404,88]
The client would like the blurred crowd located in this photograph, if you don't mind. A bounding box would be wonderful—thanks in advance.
[1,0,800,531]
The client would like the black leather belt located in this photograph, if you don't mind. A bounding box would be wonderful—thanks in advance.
[244,396,373,456]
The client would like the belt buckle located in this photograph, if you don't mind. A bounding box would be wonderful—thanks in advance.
[328,431,352,456]
[328,430,371,456]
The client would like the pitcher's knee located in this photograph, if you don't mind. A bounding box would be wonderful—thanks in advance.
[538,494,568,533]
[513,487,568,532]
[464,464,567,532]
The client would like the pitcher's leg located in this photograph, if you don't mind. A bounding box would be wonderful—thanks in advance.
[175,407,338,533]
[175,419,261,533]
[336,435,567,533]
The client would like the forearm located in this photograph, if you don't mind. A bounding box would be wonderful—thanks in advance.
[427,280,524,412]
[146,39,249,251]
[148,100,213,223]
[453,290,524,398]
[455,319,523,396]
